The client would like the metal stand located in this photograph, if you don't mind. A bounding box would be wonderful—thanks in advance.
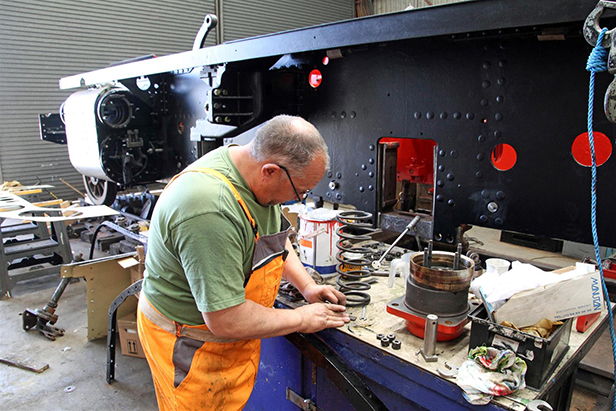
[0,216,72,298]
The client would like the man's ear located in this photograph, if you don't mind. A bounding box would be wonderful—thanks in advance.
[261,163,278,180]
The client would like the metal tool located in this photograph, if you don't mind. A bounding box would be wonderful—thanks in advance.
[420,314,439,362]
[526,399,552,411]
[372,215,420,269]
[360,306,367,321]
[437,362,458,378]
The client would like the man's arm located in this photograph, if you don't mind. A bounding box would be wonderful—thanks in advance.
[203,298,348,340]
[203,239,350,340]
[282,239,347,305]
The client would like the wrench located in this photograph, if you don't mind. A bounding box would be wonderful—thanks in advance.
[437,362,458,378]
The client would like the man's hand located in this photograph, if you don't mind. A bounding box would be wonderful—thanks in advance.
[302,282,347,305]
[295,303,350,333]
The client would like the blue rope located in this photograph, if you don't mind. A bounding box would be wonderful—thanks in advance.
[586,27,616,411]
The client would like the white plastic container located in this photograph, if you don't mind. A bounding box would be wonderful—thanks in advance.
[388,252,412,288]
[485,258,510,275]
[298,208,341,277]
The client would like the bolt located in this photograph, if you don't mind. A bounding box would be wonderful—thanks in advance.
[381,337,390,347]
[392,340,402,350]
[487,202,499,213]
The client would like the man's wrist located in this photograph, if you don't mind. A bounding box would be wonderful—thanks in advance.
[298,280,317,296]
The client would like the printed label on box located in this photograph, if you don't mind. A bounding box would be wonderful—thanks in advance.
[492,335,520,353]
[127,339,139,355]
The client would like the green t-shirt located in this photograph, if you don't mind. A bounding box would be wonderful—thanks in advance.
[142,146,282,325]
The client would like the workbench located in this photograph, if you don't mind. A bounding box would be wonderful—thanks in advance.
[245,271,611,410]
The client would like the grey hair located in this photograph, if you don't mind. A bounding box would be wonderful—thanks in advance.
[249,115,330,173]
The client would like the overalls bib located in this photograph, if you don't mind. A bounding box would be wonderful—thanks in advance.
[137,167,290,410]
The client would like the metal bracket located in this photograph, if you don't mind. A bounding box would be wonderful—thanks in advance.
[193,14,218,51]
[106,279,143,384]
[584,1,616,48]
[286,388,322,411]
[584,1,616,122]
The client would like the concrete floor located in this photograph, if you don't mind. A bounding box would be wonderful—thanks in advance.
[0,238,612,410]
[0,235,157,411]
[0,274,156,410]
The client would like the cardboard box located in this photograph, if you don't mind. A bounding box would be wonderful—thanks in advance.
[118,312,145,359]
[117,251,145,286]
[493,266,605,327]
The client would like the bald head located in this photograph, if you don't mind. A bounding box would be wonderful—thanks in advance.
[249,115,330,173]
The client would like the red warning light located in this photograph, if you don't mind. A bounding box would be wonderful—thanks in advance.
[309,69,322,88]
[322,56,330,65]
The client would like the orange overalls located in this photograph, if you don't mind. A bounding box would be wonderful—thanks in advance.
[137,167,290,410]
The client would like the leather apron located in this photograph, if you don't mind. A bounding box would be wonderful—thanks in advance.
[137,167,290,410]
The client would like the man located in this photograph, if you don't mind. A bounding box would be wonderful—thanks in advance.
[137,115,349,410]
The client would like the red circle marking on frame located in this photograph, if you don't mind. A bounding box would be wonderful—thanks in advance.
[491,143,517,171]
[571,132,612,167]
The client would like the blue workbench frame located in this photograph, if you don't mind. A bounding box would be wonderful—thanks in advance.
[246,327,503,410]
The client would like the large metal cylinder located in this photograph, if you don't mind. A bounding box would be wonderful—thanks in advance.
[405,278,469,316]
[409,251,474,292]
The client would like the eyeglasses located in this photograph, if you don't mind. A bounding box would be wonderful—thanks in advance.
[276,164,308,203]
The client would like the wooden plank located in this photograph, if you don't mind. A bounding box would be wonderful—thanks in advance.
[32,199,64,207]
[0,354,49,373]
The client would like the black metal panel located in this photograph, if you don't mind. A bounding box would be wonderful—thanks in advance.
[58,0,616,247]
[60,0,615,89]
[299,25,616,246]
[38,113,66,145]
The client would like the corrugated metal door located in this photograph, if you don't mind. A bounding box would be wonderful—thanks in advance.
[0,0,353,201]
[222,0,354,42]
[374,0,467,14]
[0,0,214,200]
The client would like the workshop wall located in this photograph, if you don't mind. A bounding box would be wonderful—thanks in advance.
[374,0,466,14]
[0,0,215,201]
[0,0,353,201]
[222,1,354,42]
